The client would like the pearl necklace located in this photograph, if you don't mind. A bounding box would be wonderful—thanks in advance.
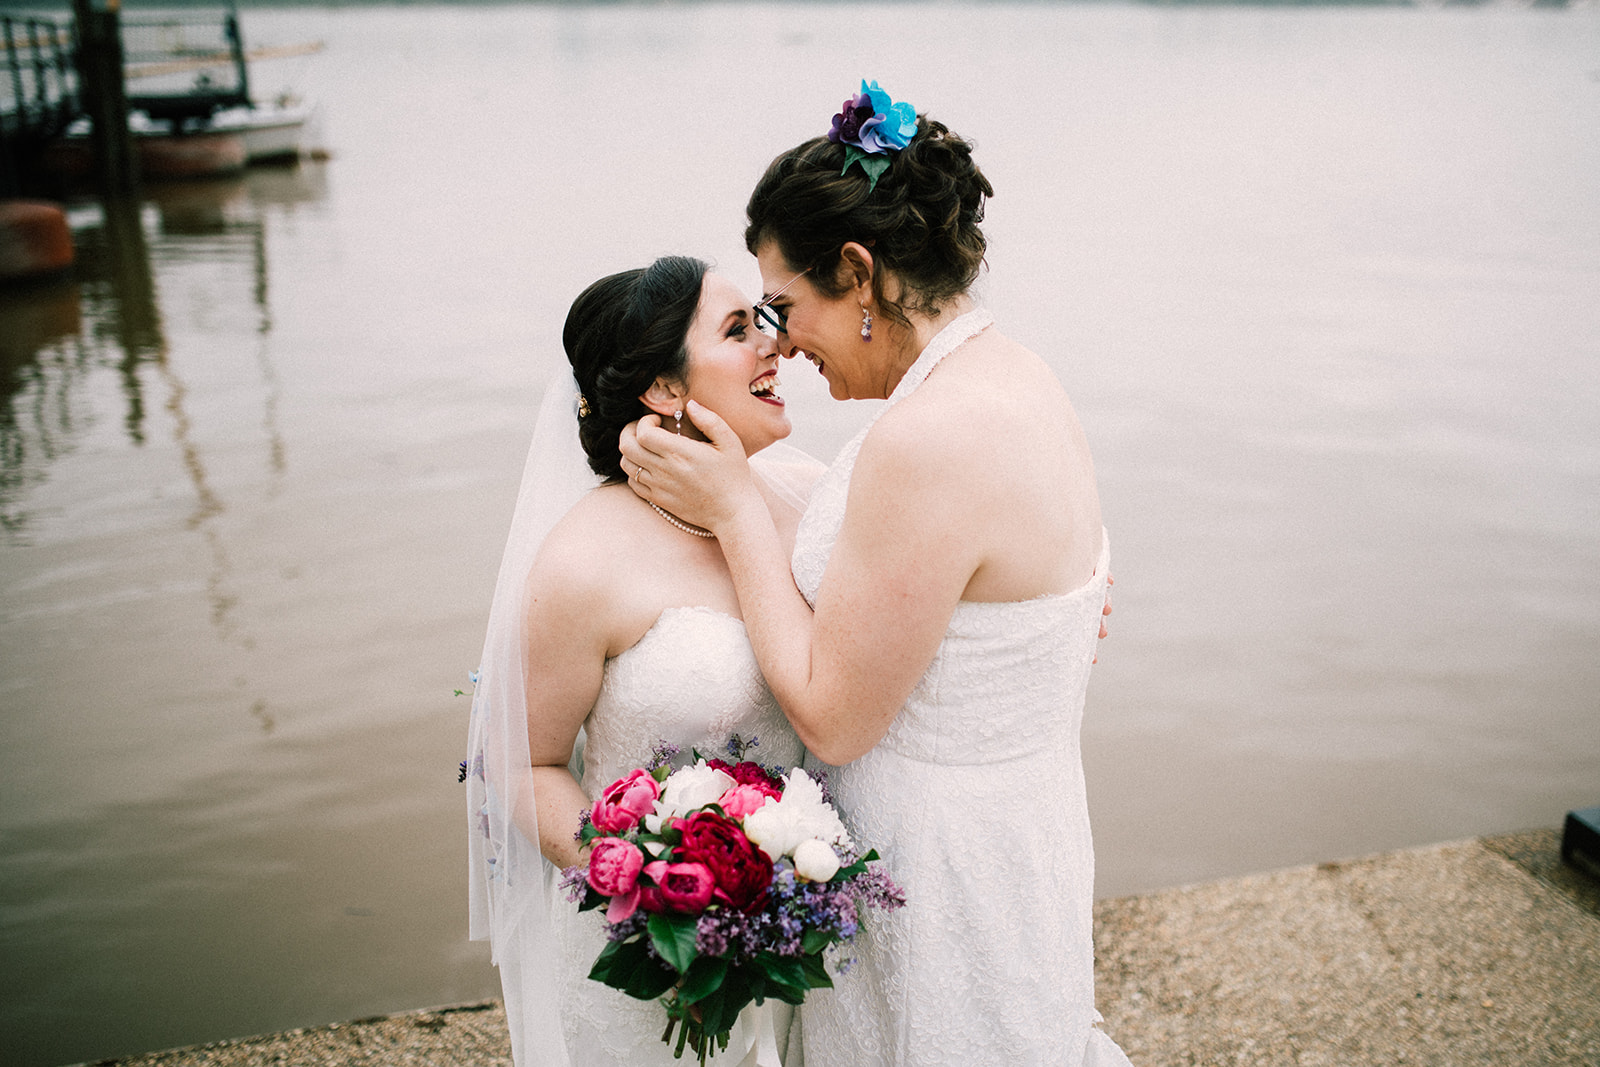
[650,502,715,539]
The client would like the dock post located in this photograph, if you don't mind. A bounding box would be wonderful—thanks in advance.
[72,0,137,196]
[226,4,251,110]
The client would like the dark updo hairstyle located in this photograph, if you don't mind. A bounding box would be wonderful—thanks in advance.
[564,255,709,481]
[744,117,993,330]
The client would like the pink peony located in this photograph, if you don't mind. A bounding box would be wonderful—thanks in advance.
[587,838,645,923]
[718,783,775,820]
[591,768,660,833]
[641,860,716,914]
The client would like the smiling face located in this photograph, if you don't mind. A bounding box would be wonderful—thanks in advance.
[754,241,881,401]
[677,272,791,454]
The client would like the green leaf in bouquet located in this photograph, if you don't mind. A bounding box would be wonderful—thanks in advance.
[589,936,677,1000]
[578,822,603,845]
[622,951,678,1001]
[833,848,880,881]
[647,912,700,974]
[576,886,605,913]
[678,954,729,1006]
[753,952,809,1003]
[800,951,834,989]
[764,979,807,1006]
[700,965,757,1036]
[587,937,636,987]
[800,927,834,955]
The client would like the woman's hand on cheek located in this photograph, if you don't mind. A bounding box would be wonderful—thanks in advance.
[617,415,658,490]
[619,401,759,533]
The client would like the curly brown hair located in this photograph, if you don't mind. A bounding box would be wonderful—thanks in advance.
[744,118,993,330]
[563,255,708,482]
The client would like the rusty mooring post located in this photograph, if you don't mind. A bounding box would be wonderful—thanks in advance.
[72,0,136,196]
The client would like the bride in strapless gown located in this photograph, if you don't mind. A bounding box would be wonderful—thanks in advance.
[466,259,819,1067]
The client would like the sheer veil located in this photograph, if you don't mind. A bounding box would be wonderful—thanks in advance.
[466,373,820,1066]
[466,373,598,1066]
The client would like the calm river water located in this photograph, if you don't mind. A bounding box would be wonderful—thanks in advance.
[2,3,1597,1064]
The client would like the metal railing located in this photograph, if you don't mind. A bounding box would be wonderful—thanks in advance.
[120,7,249,127]
[1,15,79,140]
[0,13,79,195]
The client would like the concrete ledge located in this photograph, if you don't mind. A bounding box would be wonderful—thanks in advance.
[91,829,1600,1066]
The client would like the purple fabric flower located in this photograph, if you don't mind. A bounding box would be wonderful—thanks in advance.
[829,94,874,146]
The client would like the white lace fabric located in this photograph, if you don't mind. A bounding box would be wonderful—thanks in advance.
[790,309,1131,1067]
[550,607,803,1065]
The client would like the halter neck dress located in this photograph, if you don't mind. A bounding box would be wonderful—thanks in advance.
[790,309,1130,1067]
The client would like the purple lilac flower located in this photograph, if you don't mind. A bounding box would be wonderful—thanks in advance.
[774,914,805,955]
[812,769,837,808]
[607,912,647,943]
[849,866,908,912]
[558,864,589,903]
[696,913,731,957]
[647,740,681,771]
[698,909,763,961]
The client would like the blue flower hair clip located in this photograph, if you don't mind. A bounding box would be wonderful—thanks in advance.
[827,79,919,192]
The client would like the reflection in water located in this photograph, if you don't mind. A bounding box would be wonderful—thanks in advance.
[0,282,83,536]
[0,165,328,707]
[1,167,326,533]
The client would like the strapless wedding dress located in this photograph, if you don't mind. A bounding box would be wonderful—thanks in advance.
[791,309,1132,1067]
[545,606,804,1066]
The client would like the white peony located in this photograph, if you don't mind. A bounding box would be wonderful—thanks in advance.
[742,768,853,861]
[792,838,842,882]
[645,762,736,832]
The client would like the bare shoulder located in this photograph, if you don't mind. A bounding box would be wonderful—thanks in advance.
[528,483,740,653]
[855,327,1102,596]
[526,484,650,609]
[865,330,1061,478]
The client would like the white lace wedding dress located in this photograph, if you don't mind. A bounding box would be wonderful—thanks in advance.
[791,309,1132,1067]
[545,606,804,1065]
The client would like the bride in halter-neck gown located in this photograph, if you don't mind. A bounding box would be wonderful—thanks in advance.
[790,309,1128,1067]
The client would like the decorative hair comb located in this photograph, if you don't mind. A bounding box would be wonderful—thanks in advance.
[827,80,919,192]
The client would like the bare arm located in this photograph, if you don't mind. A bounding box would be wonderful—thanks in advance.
[520,531,615,870]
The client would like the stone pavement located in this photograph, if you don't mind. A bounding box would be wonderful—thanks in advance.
[89,828,1600,1067]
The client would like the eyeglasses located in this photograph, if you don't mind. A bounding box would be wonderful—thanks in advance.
[752,268,811,335]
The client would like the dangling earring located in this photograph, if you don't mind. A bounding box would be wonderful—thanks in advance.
[673,409,684,435]
[861,306,873,342]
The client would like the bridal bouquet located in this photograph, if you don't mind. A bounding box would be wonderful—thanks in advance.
[563,738,904,1063]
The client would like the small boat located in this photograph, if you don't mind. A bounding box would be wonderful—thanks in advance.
[50,97,315,180]
[187,97,318,165]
